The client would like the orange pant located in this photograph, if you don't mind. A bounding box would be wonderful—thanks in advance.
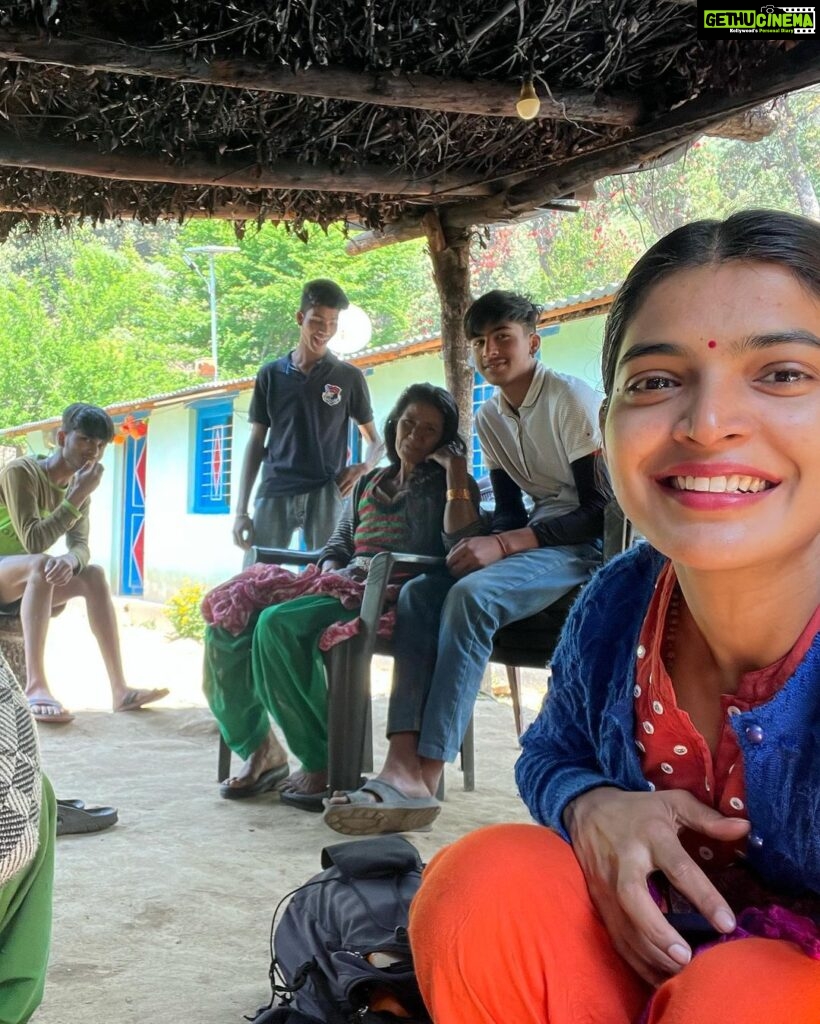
[408,824,820,1024]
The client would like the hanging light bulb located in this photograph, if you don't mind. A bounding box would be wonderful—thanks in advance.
[516,78,541,121]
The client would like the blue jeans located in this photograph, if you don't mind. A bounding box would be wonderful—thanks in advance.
[386,543,601,762]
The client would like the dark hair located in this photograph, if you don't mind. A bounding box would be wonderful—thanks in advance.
[61,403,115,443]
[299,278,350,313]
[601,209,820,403]
[383,383,465,466]
[464,290,540,338]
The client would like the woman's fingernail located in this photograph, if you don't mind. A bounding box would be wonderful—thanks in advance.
[668,943,691,965]
[715,909,736,932]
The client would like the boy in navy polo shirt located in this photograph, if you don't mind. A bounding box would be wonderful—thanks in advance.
[233,279,381,554]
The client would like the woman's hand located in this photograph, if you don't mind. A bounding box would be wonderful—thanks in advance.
[564,786,750,986]
[426,442,466,471]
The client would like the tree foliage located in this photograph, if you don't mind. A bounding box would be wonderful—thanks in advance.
[0,237,197,426]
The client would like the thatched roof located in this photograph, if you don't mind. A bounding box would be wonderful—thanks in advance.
[0,1,816,240]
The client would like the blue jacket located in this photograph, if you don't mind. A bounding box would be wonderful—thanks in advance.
[516,543,820,897]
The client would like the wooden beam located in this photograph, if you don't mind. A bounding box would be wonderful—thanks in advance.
[425,220,474,440]
[344,217,427,255]
[0,200,296,221]
[345,202,580,255]
[0,131,494,198]
[0,30,641,126]
[705,107,777,142]
[442,43,820,228]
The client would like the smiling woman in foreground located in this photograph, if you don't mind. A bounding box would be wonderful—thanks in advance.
[408,210,820,1024]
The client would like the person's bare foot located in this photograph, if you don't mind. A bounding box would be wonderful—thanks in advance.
[278,768,328,795]
[223,731,289,793]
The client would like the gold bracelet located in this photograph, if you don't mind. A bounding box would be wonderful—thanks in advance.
[446,488,472,501]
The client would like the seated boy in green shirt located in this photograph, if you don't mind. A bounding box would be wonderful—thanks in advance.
[0,403,167,722]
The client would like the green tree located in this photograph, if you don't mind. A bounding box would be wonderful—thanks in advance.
[0,238,198,427]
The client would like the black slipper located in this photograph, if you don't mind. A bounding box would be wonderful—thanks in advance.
[219,762,290,800]
[279,777,365,814]
[279,788,329,813]
[56,803,119,836]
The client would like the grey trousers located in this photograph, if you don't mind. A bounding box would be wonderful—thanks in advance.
[246,479,344,562]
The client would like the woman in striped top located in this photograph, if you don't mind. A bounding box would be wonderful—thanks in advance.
[204,383,481,807]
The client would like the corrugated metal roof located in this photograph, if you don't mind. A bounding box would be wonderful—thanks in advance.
[541,284,621,313]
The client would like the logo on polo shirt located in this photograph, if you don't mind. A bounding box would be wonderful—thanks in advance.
[322,384,343,406]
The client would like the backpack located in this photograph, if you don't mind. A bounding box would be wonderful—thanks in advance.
[247,835,431,1024]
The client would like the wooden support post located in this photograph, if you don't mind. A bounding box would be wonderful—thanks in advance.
[424,211,474,441]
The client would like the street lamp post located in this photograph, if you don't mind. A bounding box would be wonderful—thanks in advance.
[182,245,240,381]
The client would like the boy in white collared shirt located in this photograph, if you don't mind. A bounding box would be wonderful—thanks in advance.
[324,290,610,835]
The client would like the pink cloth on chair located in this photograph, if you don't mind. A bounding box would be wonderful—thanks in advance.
[200,563,400,650]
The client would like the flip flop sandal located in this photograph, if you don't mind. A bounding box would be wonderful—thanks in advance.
[279,788,329,813]
[279,778,365,814]
[219,762,290,800]
[115,687,170,712]
[322,778,440,836]
[27,696,75,724]
[56,803,119,836]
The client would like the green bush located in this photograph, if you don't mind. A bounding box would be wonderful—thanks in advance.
[165,581,208,642]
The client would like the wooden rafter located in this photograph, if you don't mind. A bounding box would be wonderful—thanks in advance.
[0,130,496,198]
[345,201,582,255]
[0,200,290,221]
[0,29,642,125]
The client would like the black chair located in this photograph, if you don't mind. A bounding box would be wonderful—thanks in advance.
[215,503,633,795]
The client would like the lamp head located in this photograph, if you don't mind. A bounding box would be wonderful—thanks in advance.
[516,79,541,121]
[329,304,372,355]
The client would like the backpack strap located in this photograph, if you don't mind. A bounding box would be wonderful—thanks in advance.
[321,836,422,879]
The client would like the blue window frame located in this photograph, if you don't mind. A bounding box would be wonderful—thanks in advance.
[471,372,495,480]
[347,420,362,465]
[191,401,233,514]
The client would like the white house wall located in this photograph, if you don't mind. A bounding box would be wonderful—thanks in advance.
[539,315,606,390]
[365,352,445,433]
[140,394,252,602]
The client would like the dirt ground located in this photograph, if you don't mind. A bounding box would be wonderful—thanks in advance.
[34,602,543,1024]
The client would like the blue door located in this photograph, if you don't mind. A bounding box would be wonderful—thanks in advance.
[120,430,147,596]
